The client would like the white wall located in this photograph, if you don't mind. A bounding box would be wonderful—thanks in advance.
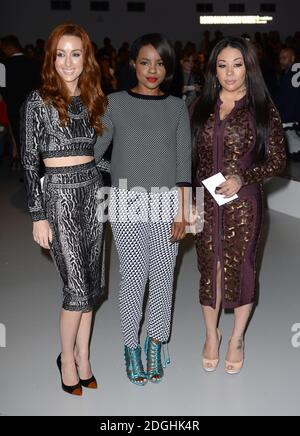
[0,0,300,48]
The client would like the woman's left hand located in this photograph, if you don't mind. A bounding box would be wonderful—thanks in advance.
[170,211,188,243]
[216,175,243,198]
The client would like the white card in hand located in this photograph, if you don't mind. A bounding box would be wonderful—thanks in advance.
[202,172,238,206]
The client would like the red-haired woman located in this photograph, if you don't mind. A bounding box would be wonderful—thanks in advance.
[21,23,107,395]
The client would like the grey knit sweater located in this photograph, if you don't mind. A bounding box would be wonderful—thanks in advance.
[94,90,192,191]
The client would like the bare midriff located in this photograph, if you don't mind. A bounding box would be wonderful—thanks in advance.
[43,155,94,167]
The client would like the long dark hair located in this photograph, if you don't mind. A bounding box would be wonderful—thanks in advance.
[130,33,176,90]
[192,36,274,160]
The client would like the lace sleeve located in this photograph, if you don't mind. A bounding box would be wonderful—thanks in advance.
[242,106,287,185]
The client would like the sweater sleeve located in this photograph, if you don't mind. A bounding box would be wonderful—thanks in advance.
[20,92,46,222]
[176,101,192,187]
[241,106,287,186]
[94,104,114,172]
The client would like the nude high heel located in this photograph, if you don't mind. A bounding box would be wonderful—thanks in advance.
[202,329,222,372]
[225,338,244,375]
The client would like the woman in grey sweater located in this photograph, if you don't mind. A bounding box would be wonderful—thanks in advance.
[95,34,192,386]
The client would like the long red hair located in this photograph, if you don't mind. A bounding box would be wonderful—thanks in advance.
[40,23,107,134]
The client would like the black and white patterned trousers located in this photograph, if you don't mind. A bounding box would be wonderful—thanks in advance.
[109,187,179,349]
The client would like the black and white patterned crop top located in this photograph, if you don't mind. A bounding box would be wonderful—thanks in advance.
[21,90,98,221]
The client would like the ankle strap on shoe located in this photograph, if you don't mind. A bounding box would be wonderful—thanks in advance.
[162,342,170,368]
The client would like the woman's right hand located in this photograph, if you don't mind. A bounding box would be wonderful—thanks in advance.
[32,220,53,249]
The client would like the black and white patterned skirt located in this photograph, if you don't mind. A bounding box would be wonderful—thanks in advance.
[43,161,105,312]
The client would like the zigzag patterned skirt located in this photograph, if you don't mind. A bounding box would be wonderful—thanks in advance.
[43,161,105,312]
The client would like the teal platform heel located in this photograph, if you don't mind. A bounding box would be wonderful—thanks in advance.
[124,345,148,386]
[144,336,170,383]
